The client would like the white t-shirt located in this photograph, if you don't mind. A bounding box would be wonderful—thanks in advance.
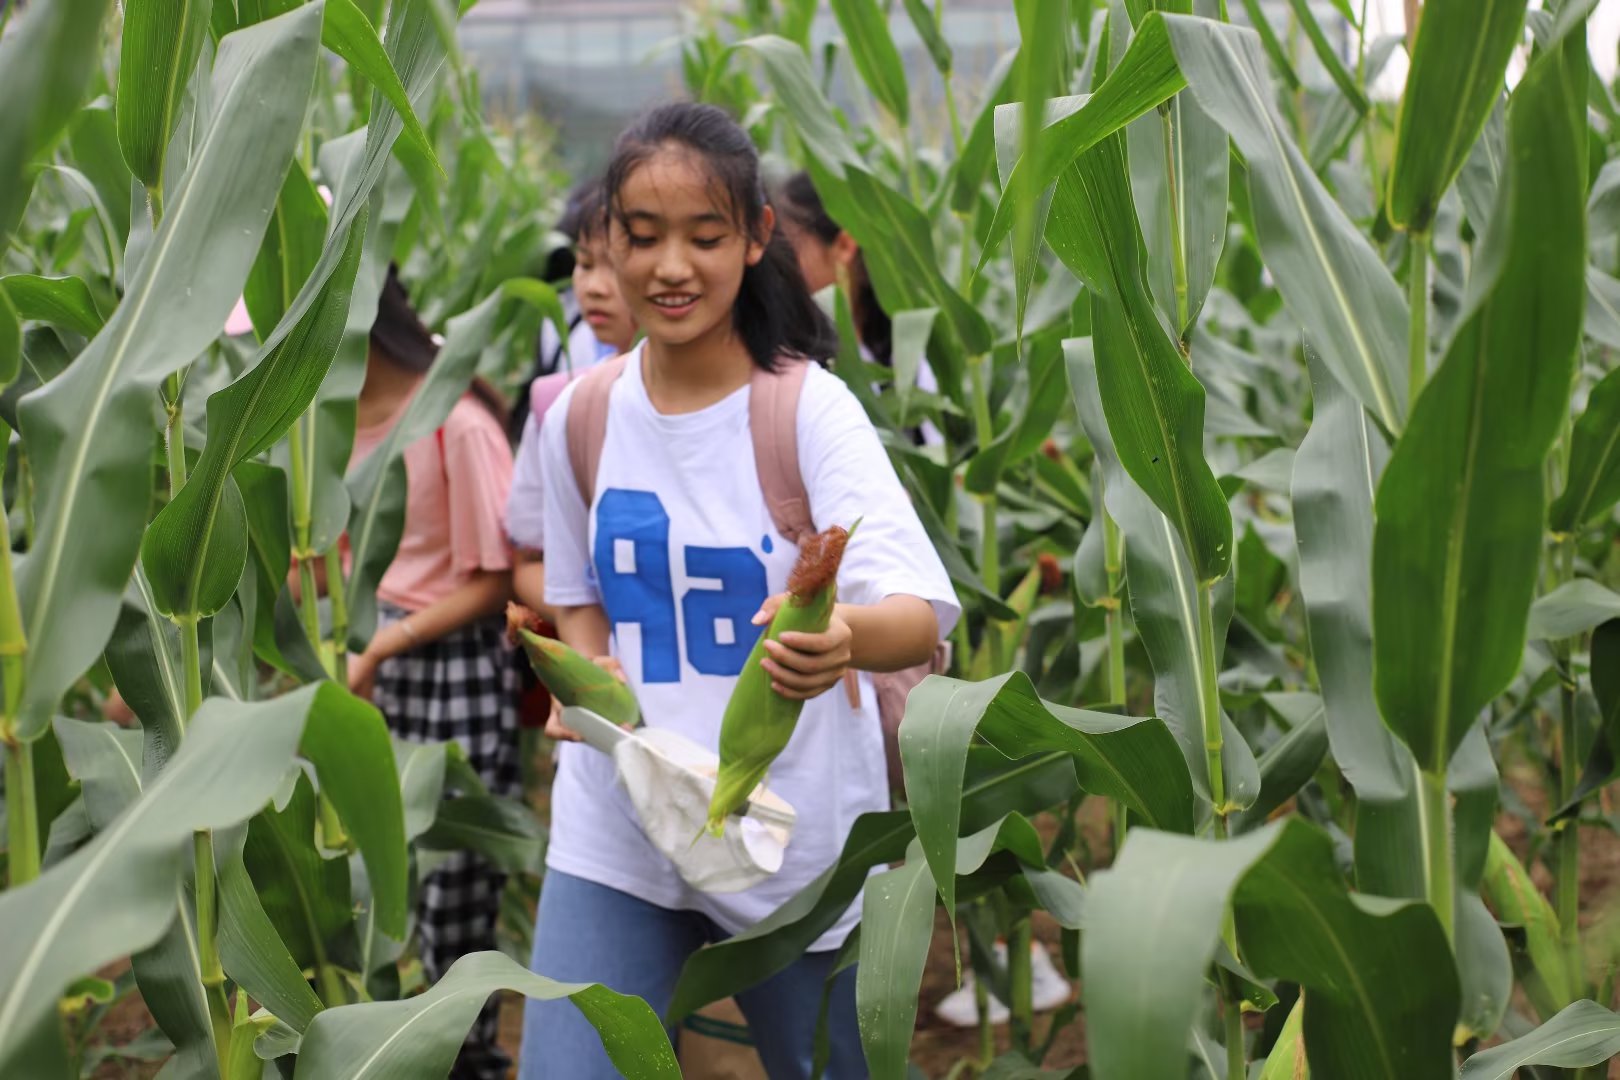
[506,329,622,551]
[539,345,959,950]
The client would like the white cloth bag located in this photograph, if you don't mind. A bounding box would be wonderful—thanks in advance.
[561,706,795,894]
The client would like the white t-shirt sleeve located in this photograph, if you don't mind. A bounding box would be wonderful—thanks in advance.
[506,413,547,551]
[797,367,961,638]
[538,383,601,608]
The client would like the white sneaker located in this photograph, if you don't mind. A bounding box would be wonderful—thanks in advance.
[934,972,1011,1027]
[1027,941,1071,1012]
[933,942,1071,1028]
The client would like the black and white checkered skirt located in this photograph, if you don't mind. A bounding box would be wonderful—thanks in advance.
[373,602,519,1080]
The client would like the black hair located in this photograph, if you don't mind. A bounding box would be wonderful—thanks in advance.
[370,264,506,422]
[541,178,599,282]
[776,170,892,366]
[568,180,610,247]
[603,102,837,371]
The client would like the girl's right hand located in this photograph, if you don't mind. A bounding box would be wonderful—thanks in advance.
[542,655,628,742]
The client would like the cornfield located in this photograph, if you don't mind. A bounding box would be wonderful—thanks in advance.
[1,0,1618,1077]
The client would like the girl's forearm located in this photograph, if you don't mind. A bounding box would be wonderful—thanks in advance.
[840,595,939,672]
[366,569,511,661]
[513,553,559,624]
[555,604,612,659]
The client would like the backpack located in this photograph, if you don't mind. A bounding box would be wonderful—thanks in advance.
[559,352,950,794]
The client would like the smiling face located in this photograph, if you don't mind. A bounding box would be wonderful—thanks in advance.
[608,145,771,356]
[572,230,636,354]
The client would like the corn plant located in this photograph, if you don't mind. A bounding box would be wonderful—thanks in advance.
[0,0,677,1076]
[669,1,1620,1077]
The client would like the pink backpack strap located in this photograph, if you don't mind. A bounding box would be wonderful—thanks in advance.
[749,357,814,545]
[565,354,629,508]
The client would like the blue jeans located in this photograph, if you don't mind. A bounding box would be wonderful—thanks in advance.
[518,870,865,1079]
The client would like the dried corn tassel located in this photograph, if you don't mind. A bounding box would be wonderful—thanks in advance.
[508,603,640,730]
[706,524,852,835]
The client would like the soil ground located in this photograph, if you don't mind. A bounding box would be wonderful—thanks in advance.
[83,741,1620,1078]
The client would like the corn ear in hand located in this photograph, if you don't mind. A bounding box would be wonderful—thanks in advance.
[706,524,852,835]
[507,603,640,730]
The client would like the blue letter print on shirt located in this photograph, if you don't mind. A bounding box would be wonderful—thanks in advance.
[594,489,768,682]
[594,489,680,682]
[683,546,767,675]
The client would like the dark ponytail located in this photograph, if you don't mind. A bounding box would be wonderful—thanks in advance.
[603,102,837,371]
[776,170,891,366]
[370,264,507,423]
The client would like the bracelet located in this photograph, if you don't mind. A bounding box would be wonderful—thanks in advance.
[397,617,421,647]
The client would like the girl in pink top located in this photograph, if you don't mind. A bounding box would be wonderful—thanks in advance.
[347,267,516,1080]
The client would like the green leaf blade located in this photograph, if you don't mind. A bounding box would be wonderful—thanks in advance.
[1372,42,1586,773]
[117,0,215,189]
[14,1,324,735]
[1387,0,1529,234]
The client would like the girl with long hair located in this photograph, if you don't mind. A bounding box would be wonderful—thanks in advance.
[516,104,958,1079]
[348,266,518,1080]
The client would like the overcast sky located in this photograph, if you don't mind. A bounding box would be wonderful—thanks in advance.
[1357,0,1619,96]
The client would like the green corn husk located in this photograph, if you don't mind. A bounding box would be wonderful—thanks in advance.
[706,524,853,835]
[508,604,640,730]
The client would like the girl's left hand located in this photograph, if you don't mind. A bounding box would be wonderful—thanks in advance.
[753,594,853,700]
[348,651,379,701]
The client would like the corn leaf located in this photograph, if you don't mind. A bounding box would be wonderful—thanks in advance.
[1459,1000,1620,1079]
[828,0,909,125]
[859,814,1079,1080]
[901,0,952,75]
[1526,580,1620,641]
[243,160,329,342]
[900,669,1193,931]
[243,771,354,975]
[1588,267,1620,350]
[0,274,105,338]
[1228,698,1328,833]
[292,951,680,1079]
[0,285,18,389]
[14,2,322,738]
[1049,133,1231,584]
[297,686,409,939]
[1371,41,1586,775]
[1550,365,1620,531]
[0,684,340,1074]
[1555,621,1620,816]
[216,836,326,1034]
[1234,0,1303,93]
[982,12,1186,261]
[1283,0,1369,116]
[1125,0,1228,339]
[117,0,214,190]
[1387,0,1528,233]
[1085,818,1458,1078]
[417,794,545,876]
[856,857,934,1080]
[668,753,1081,1022]
[0,0,113,249]
[133,908,221,1080]
[322,0,443,176]
[950,48,1019,213]
[1166,15,1409,437]
[1068,337,1258,813]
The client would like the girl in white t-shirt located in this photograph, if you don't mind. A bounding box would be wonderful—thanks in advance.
[517,103,958,1079]
[508,181,638,615]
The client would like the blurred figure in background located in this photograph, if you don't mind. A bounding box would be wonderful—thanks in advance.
[348,266,518,1080]
[507,180,638,615]
[509,179,625,440]
[774,170,941,446]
